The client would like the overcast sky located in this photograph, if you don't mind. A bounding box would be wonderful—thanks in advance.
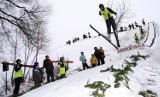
[44,0,160,49]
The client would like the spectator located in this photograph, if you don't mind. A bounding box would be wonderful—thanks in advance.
[132,23,135,29]
[90,54,98,67]
[94,47,104,65]
[135,21,139,28]
[33,62,43,88]
[134,33,139,44]
[139,25,144,39]
[13,59,23,97]
[88,32,91,38]
[58,57,67,78]
[83,34,88,39]
[100,47,105,64]
[43,55,54,83]
[142,18,145,25]
[128,24,131,30]
[79,51,90,70]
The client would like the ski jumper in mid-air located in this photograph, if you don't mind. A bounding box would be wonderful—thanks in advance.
[99,4,117,40]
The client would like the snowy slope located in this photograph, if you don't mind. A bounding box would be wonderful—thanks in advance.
[20,24,160,97]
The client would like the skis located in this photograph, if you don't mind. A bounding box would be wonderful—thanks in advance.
[90,24,118,49]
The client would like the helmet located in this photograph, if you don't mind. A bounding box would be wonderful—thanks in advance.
[99,4,104,8]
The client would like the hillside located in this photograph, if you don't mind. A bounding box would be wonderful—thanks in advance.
[19,23,160,97]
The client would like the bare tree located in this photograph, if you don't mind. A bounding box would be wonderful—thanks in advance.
[22,38,34,80]
[0,0,49,46]
[0,40,4,62]
[22,23,49,79]
[33,21,49,61]
[103,0,134,47]
[114,1,134,28]
[0,0,50,86]
[106,0,134,29]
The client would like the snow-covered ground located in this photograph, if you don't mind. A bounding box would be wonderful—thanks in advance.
[0,0,160,96]
[16,23,160,97]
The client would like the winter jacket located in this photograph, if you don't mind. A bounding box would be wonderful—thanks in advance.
[79,55,87,63]
[94,49,103,59]
[99,7,116,20]
[43,59,54,72]
[90,56,98,65]
[100,49,105,58]
[134,34,138,39]
[33,69,42,84]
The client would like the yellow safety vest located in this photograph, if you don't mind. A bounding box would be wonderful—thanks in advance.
[100,8,113,20]
[59,62,66,75]
[134,34,138,39]
[14,65,22,78]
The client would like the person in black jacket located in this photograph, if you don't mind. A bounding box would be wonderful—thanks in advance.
[99,4,117,40]
[142,18,145,25]
[94,47,104,66]
[100,47,105,64]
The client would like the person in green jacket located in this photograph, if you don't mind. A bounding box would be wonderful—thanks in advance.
[13,59,23,97]
[99,4,117,40]
[58,57,67,78]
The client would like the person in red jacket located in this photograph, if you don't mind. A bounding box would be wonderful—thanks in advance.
[43,55,54,83]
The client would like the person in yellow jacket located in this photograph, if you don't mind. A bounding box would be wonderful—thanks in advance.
[58,57,67,78]
[134,33,139,44]
[99,4,117,40]
[90,54,98,67]
[13,59,23,97]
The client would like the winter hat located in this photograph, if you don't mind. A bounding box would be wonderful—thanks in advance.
[16,59,21,64]
[60,57,64,62]
[33,62,39,69]
[45,55,49,58]
[81,51,84,55]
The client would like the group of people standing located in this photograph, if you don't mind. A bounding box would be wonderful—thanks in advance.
[128,19,146,31]
[79,47,105,70]
[133,19,146,44]
[12,55,67,97]
[12,46,106,96]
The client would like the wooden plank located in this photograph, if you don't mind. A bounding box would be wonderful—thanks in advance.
[2,62,33,68]
[52,60,73,63]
